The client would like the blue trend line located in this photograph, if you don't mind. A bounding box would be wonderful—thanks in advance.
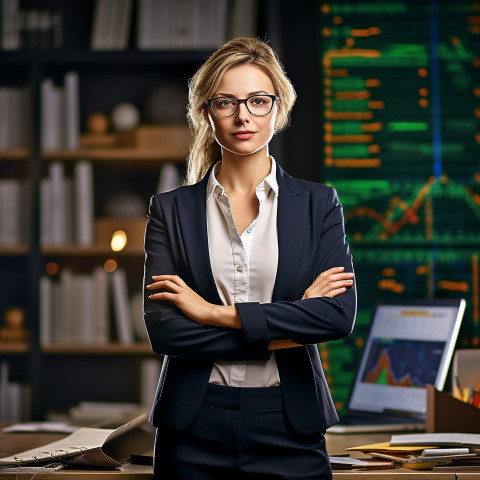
[430,0,442,181]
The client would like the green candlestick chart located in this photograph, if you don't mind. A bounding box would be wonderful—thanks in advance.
[318,0,480,414]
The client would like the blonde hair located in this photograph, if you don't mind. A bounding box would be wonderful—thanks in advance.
[185,37,296,185]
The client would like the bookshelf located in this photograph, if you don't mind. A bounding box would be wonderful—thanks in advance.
[0,0,267,420]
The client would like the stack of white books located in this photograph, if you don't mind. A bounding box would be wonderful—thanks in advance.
[136,0,257,50]
[0,361,31,422]
[0,179,29,246]
[90,0,133,50]
[40,71,80,151]
[0,85,29,150]
[40,160,94,247]
[40,266,143,346]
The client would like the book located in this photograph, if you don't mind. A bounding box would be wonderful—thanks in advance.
[131,290,148,341]
[64,71,80,150]
[90,0,109,50]
[59,268,75,343]
[73,160,95,245]
[40,176,52,246]
[168,0,194,48]
[48,162,69,244]
[0,361,31,421]
[93,266,110,344]
[140,358,161,407]
[1,0,20,50]
[157,162,182,193]
[230,0,257,39]
[39,275,53,346]
[40,78,64,151]
[0,86,28,150]
[111,268,135,344]
[115,0,133,49]
[0,179,23,245]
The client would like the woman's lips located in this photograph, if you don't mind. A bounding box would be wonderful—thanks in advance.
[232,131,255,140]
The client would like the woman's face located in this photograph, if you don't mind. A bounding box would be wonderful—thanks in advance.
[206,64,278,158]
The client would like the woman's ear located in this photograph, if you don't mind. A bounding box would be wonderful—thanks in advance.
[273,101,282,132]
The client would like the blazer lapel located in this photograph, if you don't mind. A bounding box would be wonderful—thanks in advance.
[175,174,222,304]
[273,164,309,302]
[172,162,309,306]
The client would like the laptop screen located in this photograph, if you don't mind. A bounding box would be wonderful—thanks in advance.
[347,299,466,418]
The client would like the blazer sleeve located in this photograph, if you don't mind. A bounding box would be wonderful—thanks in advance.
[236,187,356,345]
[143,193,270,361]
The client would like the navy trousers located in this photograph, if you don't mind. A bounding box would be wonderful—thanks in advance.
[153,384,332,479]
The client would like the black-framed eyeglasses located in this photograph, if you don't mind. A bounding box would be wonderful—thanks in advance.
[205,94,279,118]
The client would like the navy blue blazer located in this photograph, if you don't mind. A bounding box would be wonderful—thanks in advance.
[143,162,356,435]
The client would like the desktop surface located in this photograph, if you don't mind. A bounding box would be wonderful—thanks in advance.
[1,427,479,479]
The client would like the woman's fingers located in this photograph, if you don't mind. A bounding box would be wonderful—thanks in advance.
[302,267,354,299]
[151,274,187,286]
[146,275,189,300]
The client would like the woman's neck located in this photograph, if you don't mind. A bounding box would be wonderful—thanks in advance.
[216,149,271,195]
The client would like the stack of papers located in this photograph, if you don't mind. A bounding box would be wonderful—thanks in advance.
[329,456,395,470]
[347,433,480,471]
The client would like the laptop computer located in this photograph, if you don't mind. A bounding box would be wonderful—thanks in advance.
[328,298,466,433]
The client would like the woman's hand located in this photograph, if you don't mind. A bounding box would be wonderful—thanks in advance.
[270,267,353,350]
[302,266,353,300]
[146,275,240,328]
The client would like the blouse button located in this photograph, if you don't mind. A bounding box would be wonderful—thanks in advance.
[236,265,244,272]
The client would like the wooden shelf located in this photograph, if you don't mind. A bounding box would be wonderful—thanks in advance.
[0,48,211,66]
[41,343,152,355]
[42,148,188,162]
[41,245,143,256]
[0,245,29,255]
[0,342,29,354]
[0,149,29,160]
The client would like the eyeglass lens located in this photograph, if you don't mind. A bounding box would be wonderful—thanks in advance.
[211,95,274,117]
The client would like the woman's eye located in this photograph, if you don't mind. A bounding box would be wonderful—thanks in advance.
[215,99,235,108]
[250,97,268,106]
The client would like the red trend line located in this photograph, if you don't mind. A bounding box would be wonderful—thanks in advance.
[345,177,436,238]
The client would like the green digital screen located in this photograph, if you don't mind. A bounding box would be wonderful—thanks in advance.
[318,0,480,413]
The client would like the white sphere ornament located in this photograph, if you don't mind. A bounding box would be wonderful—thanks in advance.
[111,102,140,131]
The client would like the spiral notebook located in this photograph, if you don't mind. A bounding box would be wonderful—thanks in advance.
[0,413,152,467]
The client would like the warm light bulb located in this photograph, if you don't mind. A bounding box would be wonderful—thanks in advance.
[111,230,127,252]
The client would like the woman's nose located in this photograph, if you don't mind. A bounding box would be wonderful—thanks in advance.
[235,102,250,122]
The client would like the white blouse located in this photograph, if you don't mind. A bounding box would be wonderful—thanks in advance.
[206,158,280,387]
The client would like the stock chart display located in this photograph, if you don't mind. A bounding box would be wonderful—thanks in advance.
[318,0,480,413]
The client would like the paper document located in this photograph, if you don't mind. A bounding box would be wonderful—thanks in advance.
[391,433,480,447]
[0,413,152,467]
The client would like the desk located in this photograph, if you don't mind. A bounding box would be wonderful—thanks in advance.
[0,430,479,479]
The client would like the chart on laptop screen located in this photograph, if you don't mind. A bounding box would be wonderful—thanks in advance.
[348,303,461,415]
[362,338,444,388]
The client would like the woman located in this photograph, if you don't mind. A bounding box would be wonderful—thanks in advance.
[144,37,356,480]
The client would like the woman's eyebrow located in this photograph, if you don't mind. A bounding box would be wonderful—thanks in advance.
[213,90,270,97]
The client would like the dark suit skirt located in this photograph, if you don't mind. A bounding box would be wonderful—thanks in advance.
[153,383,332,480]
